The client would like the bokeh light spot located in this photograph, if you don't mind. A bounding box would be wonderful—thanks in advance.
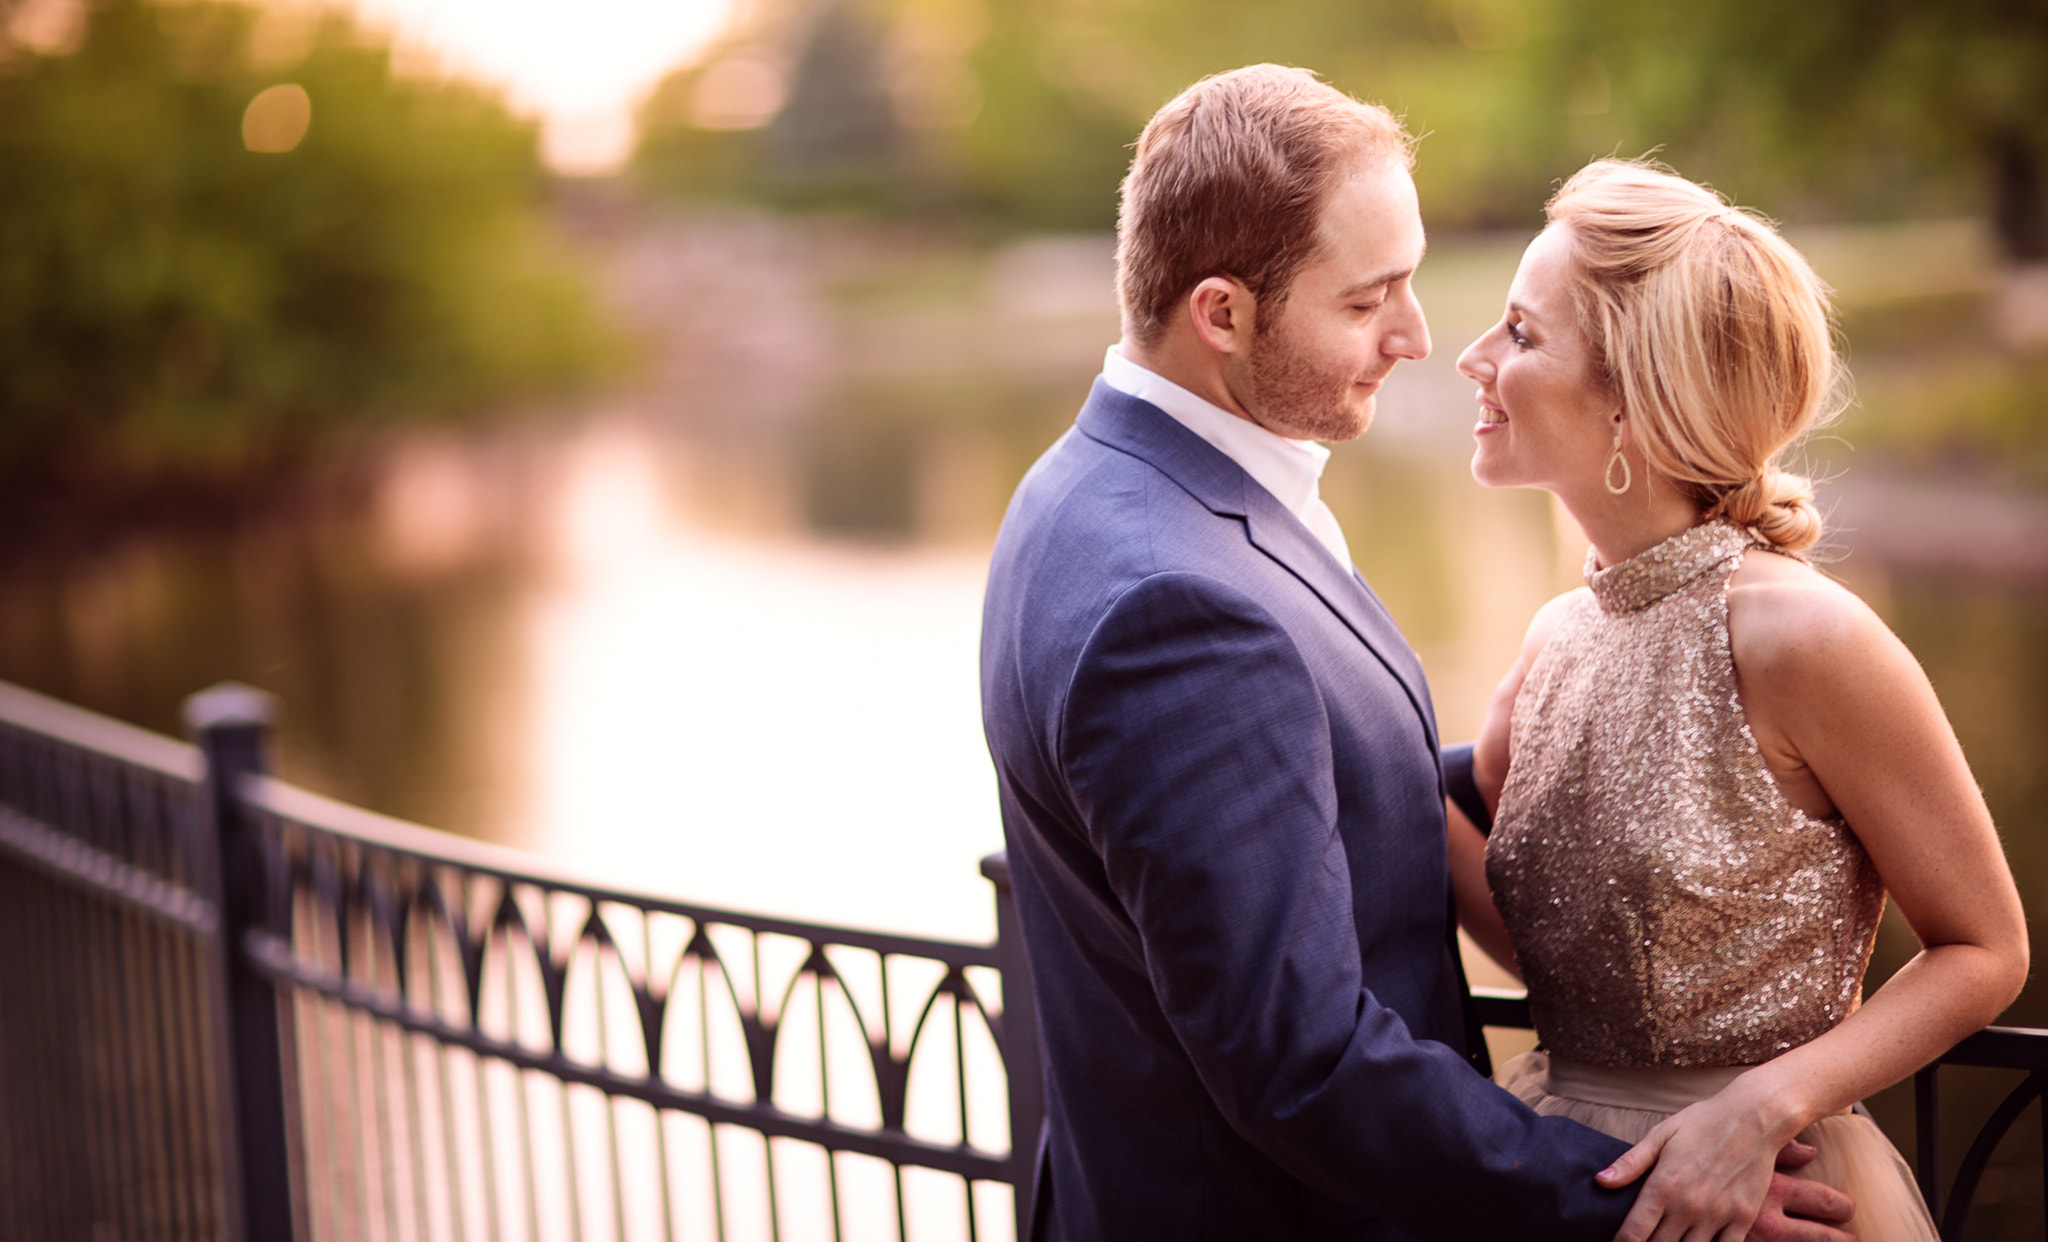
[691,54,787,130]
[242,83,313,154]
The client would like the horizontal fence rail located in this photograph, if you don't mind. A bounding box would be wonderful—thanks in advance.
[0,674,2043,1242]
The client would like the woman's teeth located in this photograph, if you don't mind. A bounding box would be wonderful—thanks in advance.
[1480,406,1508,425]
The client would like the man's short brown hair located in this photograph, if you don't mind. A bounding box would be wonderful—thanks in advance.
[1115,65,1414,345]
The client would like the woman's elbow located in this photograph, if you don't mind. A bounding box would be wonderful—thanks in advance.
[1995,932,2031,1012]
[1967,923,2032,1022]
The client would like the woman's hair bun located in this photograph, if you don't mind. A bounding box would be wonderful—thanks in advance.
[1711,467,1821,553]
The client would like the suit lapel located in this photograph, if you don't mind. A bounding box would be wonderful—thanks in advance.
[1076,381,1441,756]
[1241,492,1440,755]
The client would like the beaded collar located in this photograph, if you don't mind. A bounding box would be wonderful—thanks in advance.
[1584,521,1757,614]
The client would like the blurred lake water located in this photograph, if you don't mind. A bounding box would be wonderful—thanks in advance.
[5,208,2048,1229]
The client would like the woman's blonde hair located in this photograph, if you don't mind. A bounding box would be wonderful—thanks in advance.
[1545,159,1843,553]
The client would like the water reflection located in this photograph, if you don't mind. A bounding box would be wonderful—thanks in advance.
[529,421,999,938]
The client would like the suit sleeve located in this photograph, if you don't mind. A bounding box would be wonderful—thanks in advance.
[1057,571,1634,1240]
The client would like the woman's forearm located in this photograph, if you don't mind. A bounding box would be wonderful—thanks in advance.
[1734,939,2028,1138]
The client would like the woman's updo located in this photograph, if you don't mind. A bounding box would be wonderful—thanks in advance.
[1544,159,1844,553]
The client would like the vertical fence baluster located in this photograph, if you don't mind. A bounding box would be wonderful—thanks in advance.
[591,910,630,1242]
[467,878,506,1242]
[983,853,1042,1242]
[135,898,183,1237]
[341,854,380,1241]
[696,934,728,1242]
[552,902,587,1242]
[892,1161,909,1242]
[644,915,676,1242]
[77,758,134,1238]
[2039,1087,2047,1242]
[366,866,405,1242]
[754,932,782,1242]
[151,780,211,1239]
[505,909,543,1242]
[398,914,438,1242]
[953,983,979,1242]
[817,962,843,1242]
[1917,1065,1943,1227]
[295,858,332,1241]
[422,876,472,1242]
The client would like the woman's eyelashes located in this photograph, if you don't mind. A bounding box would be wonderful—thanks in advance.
[1507,320,1532,350]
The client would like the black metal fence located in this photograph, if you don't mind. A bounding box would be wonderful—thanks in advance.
[2,676,2046,1241]
[0,680,1040,1242]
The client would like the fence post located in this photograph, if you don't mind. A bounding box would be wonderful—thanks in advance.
[982,851,1043,1242]
[185,683,293,1242]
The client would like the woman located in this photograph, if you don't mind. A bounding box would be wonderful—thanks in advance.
[1448,158,2029,1242]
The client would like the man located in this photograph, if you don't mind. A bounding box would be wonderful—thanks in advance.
[979,65,1856,1240]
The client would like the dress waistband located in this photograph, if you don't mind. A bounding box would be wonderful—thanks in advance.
[1542,1055,1751,1113]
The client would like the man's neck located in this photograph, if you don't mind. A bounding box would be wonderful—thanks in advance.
[1117,335,1255,424]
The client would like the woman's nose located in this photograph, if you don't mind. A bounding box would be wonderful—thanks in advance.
[1456,334,1493,383]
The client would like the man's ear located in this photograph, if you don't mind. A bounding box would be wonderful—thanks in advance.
[1187,276,1254,356]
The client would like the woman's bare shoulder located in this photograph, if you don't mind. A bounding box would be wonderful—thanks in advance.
[1726,550,1906,691]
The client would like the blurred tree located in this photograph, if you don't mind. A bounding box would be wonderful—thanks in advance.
[634,0,2047,259]
[636,0,933,212]
[0,0,612,481]
[1551,0,2048,260]
[768,0,907,203]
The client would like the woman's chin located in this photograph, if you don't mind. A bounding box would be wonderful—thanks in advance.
[1468,449,1517,490]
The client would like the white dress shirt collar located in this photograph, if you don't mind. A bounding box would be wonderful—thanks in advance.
[1100,345,1353,568]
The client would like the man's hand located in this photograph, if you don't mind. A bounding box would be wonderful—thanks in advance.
[1748,1143,1854,1242]
[1605,1136,1855,1242]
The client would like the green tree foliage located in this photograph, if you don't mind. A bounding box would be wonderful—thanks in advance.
[635,0,2048,255]
[0,0,612,478]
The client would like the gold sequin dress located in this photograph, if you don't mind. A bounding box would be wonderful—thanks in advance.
[1486,521,1936,1241]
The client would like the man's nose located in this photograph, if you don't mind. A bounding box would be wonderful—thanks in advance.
[1387,292,1430,361]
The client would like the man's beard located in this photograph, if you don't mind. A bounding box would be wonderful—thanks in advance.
[1243,318,1371,443]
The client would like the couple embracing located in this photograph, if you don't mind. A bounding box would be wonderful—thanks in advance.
[978,65,2029,1241]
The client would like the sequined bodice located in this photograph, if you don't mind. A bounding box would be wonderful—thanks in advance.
[1486,522,1885,1068]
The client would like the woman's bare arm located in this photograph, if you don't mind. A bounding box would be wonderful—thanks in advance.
[1447,799,1519,978]
[1450,590,1583,979]
[1601,556,2030,1242]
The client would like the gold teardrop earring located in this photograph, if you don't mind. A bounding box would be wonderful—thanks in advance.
[1604,431,1632,496]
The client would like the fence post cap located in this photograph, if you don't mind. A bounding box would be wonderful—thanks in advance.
[182,682,280,735]
[979,851,1011,886]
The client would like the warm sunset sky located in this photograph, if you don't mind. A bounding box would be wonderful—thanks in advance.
[343,0,739,172]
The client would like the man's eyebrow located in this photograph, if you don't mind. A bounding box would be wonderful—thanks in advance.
[1334,267,1414,300]
[1334,244,1425,301]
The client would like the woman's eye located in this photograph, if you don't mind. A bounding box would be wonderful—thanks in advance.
[1507,323,1531,349]
[1354,301,1386,315]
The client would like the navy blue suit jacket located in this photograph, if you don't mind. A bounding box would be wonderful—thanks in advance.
[979,382,1636,1240]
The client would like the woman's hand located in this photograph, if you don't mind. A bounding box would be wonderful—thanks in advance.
[1595,1076,1813,1242]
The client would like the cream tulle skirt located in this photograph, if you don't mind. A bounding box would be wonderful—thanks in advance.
[1498,1051,1938,1242]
